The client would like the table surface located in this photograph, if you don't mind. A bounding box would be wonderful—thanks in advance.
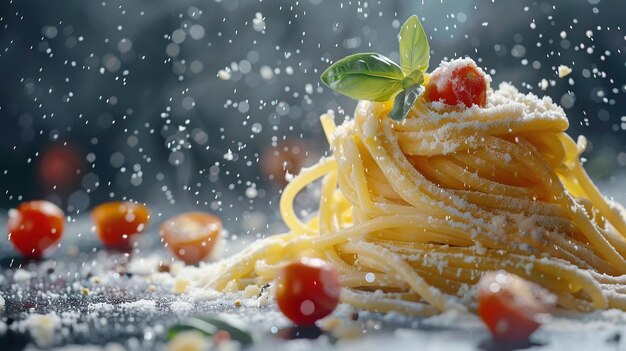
[1,174,625,351]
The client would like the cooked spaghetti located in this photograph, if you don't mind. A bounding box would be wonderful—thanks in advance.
[199,61,626,316]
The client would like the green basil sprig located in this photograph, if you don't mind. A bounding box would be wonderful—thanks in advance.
[321,15,430,121]
[167,315,253,345]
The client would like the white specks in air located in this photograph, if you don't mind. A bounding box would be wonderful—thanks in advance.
[189,24,205,40]
[223,149,234,161]
[171,29,186,44]
[260,66,274,80]
[252,12,266,33]
[165,43,180,57]
[182,97,195,110]
[217,69,231,80]
[43,26,58,39]
[305,84,313,95]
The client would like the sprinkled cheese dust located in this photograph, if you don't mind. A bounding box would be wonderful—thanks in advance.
[558,65,572,78]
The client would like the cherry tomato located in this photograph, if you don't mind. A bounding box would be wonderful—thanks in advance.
[160,212,222,265]
[37,144,83,193]
[424,60,488,108]
[91,202,149,249]
[7,200,64,259]
[276,259,341,326]
[478,271,554,341]
[261,139,318,187]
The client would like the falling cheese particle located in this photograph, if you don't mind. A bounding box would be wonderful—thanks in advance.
[558,65,572,78]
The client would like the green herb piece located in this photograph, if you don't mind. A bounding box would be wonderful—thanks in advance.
[320,53,404,101]
[402,69,425,90]
[320,15,430,121]
[388,84,424,121]
[399,15,430,75]
[167,316,253,345]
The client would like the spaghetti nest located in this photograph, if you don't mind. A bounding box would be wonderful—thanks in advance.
[202,82,626,316]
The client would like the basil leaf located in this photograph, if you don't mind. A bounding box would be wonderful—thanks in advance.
[402,69,425,90]
[321,53,404,101]
[399,15,430,75]
[388,84,424,121]
[167,316,253,345]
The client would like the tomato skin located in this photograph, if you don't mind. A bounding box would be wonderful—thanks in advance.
[91,202,149,249]
[7,200,64,259]
[424,61,488,108]
[276,259,341,326]
[37,144,83,192]
[261,139,317,187]
[160,212,222,265]
[478,271,553,341]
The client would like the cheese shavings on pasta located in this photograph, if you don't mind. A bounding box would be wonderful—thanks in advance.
[197,64,626,316]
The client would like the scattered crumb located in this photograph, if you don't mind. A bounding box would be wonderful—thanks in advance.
[13,269,33,283]
[170,301,194,314]
[234,300,242,308]
[89,276,101,285]
[187,288,222,302]
[81,287,90,295]
[173,278,190,294]
[158,263,171,273]
[24,312,61,348]
[242,285,260,299]
[539,78,548,91]
[148,284,157,293]
[334,320,363,340]
[87,303,114,314]
[317,317,341,331]
[224,280,238,293]
[120,299,157,313]
[558,64,572,78]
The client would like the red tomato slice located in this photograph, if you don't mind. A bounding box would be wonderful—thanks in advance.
[160,212,222,265]
[276,258,341,326]
[478,271,554,341]
[91,201,149,249]
[7,200,64,259]
[424,60,488,108]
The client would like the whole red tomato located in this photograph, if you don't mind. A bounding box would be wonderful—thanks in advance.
[8,200,65,259]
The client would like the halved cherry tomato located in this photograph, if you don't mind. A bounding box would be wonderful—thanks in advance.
[160,212,222,265]
[424,60,488,108]
[91,201,149,249]
[276,258,341,326]
[478,271,554,341]
[7,200,64,259]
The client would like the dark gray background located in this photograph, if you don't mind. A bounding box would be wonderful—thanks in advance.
[0,0,624,231]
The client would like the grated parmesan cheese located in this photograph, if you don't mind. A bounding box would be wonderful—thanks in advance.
[173,278,190,294]
[13,269,33,283]
[24,312,61,348]
[558,65,572,78]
